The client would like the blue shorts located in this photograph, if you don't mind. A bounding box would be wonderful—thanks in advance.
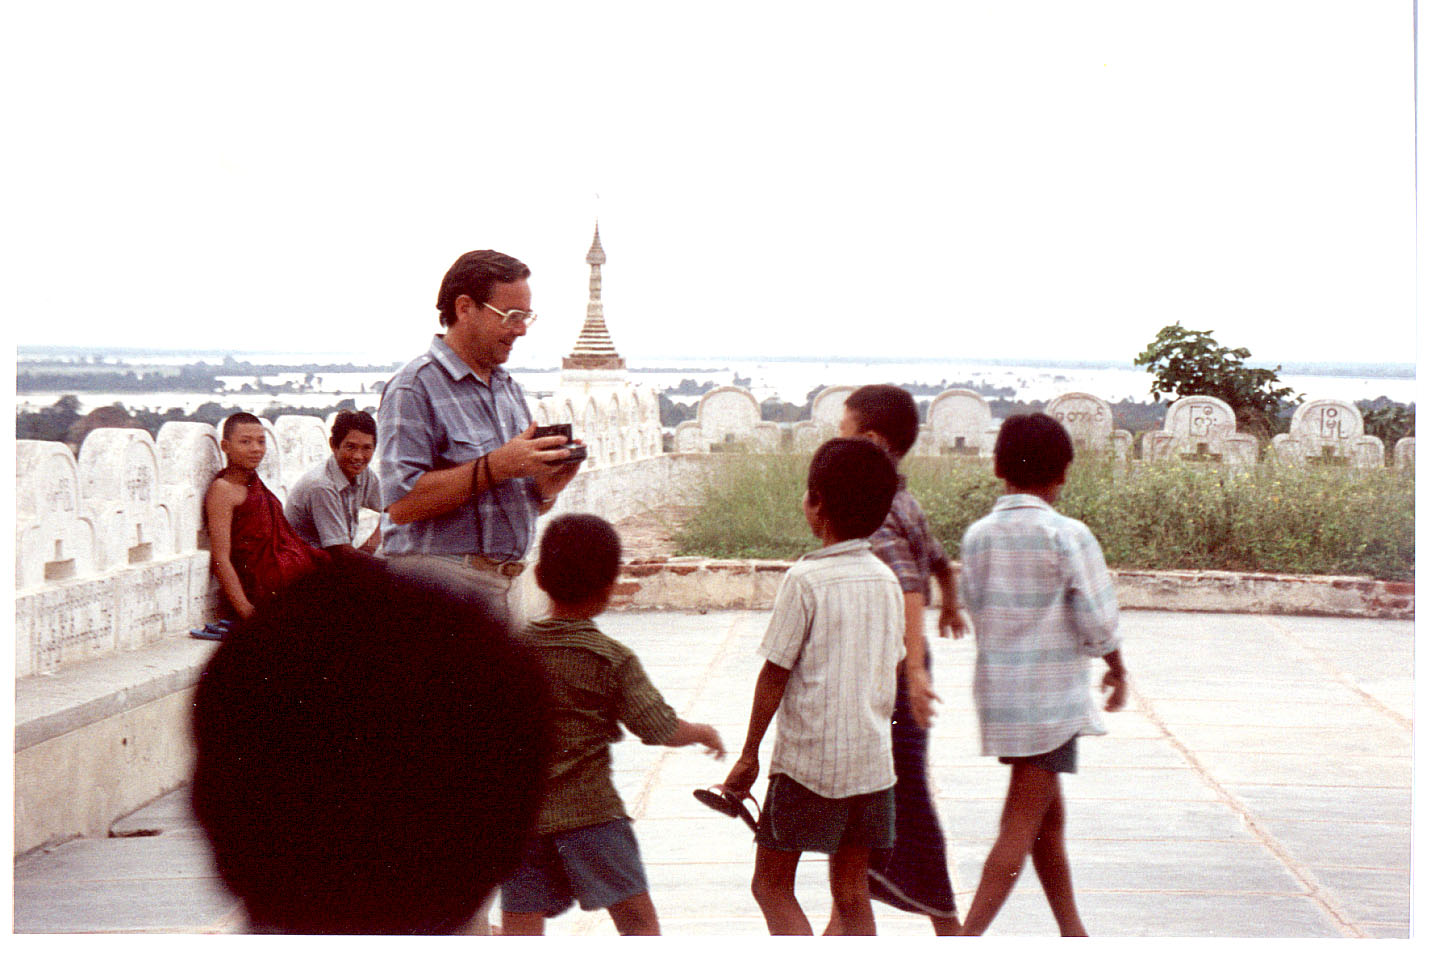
[756,774,896,854]
[1000,736,1079,774]
[500,818,648,917]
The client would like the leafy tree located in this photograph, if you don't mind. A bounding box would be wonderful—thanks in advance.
[1358,399,1415,447]
[1134,324,1301,439]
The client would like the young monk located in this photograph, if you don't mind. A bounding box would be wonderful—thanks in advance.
[205,412,328,620]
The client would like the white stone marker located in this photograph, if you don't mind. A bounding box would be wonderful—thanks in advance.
[1045,392,1133,459]
[1140,395,1258,465]
[697,386,762,450]
[927,389,995,455]
[1271,399,1384,468]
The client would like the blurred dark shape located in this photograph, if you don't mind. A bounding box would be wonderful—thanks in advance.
[191,555,549,934]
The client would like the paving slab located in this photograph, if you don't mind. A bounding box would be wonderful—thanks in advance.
[12,608,1413,937]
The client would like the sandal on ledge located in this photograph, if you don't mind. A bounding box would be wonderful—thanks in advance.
[692,785,758,833]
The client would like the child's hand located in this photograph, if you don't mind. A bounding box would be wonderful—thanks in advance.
[1101,667,1127,711]
[693,723,725,759]
[907,664,940,728]
[722,754,759,799]
[937,603,967,639]
[667,719,726,758]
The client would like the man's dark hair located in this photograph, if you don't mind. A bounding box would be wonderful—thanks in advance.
[844,384,921,457]
[221,411,262,441]
[191,557,549,934]
[330,409,377,448]
[435,250,530,327]
[807,438,898,541]
[536,513,622,605]
[994,412,1075,489]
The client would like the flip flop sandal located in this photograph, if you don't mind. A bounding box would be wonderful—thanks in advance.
[189,627,225,641]
[692,785,759,833]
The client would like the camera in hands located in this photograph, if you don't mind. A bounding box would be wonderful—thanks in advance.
[534,423,588,463]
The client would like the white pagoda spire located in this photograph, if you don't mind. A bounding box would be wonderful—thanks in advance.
[563,221,625,370]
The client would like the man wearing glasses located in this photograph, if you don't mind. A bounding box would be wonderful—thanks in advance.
[377,249,583,632]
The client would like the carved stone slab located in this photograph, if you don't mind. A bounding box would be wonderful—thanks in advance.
[927,389,994,455]
[76,428,173,571]
[156,421,222,553]
[809,386,856,430]
[16,440,98,590]
[273,415,331,492]
[697,387,762,449]
[1145,396,1257,465]
[1046,392,1131,459]
[1271,399,1383,468]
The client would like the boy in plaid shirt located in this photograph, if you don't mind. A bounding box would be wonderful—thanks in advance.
[837,384,965,933]
[958,413,1128,936]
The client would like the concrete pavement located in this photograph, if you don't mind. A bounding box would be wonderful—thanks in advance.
[14,609,1413,936]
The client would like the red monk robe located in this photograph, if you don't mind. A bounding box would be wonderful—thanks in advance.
[222,470,330,614]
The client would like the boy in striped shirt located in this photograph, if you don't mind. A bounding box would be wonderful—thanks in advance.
[722,438,906,935]
[500,514,725,935]
[958,413,1128,936]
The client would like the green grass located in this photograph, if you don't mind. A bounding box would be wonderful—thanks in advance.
[674,453,1415,581]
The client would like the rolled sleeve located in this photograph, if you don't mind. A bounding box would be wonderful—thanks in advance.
[377,383,437,508]
[759,571,813,669]
[305,487,353,549]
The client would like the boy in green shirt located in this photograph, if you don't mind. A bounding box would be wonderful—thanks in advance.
[500,513,725,935]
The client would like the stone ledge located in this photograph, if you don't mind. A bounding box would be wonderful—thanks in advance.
[16,633,216,752]
[612,560,1415,619]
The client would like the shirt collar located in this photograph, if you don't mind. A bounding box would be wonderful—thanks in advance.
[802,538,874,561]
[427,335,512,387]
[323,455,355,489]
[993,493,1055,513]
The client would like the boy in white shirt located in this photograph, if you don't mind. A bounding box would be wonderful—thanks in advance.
[722,438,905,935]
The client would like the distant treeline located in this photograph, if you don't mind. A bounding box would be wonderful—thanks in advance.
[16,395,376,450]
[17,357,397,393]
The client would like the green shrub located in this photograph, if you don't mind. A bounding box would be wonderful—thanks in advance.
[675,453,1415,581]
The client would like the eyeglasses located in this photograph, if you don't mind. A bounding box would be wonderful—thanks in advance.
[483,302,539,330]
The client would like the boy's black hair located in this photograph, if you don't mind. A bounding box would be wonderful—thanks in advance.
[191,557,549,934]
[807,438,898,540]
[435,249,531,328]
[536,513,622,605]
[994,412,1074,488]
[330,409,377,448]
[844,384,920,457]
[221,411,262,441]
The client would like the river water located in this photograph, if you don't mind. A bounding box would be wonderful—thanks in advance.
[15,351,1416,415]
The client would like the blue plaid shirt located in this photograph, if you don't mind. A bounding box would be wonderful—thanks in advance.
[377,336,538,560]
[960,494,1120,757]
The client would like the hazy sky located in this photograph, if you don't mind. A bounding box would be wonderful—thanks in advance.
[5,1,1418,367]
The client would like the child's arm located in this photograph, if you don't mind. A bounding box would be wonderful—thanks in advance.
[204,479,255,619]
[665,719,725,758]
[1101,649,1127,711]
[1066,526,1121,655]
[722,660,790,798]
[901,592,940,728]
[931,557,967,638]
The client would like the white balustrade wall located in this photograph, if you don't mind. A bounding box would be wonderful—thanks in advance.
[15,387,667,679]
[13,386,1410,678]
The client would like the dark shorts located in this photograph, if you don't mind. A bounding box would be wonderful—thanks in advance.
[499,818,648,917]
[1000,736,1078,774]
[756,774,896,854]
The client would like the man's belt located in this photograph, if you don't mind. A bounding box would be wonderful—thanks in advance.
[461,555,527,578]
